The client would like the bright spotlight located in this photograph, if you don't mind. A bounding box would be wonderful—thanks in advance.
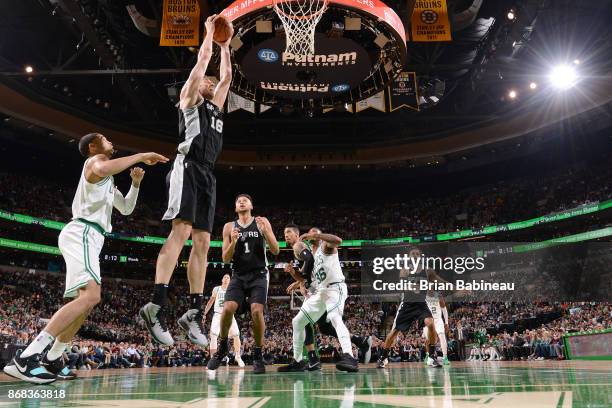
[573,59,581,65]
[25,65,33,73]
[549,64,578,90]
[507,10,516,20]
[508,90,517,99]
[529,82,537,90]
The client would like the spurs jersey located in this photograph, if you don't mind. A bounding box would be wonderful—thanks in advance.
[232,218,268,277]
[177,98,223,167]
[312,244,345,288]
[213,286,227,313]
[71,158,115,232]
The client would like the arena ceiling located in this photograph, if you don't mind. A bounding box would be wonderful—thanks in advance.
[0,0,611,166]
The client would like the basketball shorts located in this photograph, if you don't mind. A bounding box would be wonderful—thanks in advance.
[58,220,104,298]
[300,283,348,324]
[162,155,216,232]
[225,272,269,306]
[210,312,240,338]
[391,301,432,333]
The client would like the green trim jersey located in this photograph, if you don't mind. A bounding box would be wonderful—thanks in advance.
[312,244,345,288]
[71,159,115,233]
[213,286,226,314]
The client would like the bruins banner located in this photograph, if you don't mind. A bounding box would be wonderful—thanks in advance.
[389,72,419,112]
[160,0,200,47]
[411,0,452,42]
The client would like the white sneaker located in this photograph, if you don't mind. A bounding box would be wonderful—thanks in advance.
[178,309,209,347]
[140,302,174,346]
[426,357,435,366]
[236,356,245,368]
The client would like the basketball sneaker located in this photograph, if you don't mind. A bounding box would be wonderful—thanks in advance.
[307,355,321,371]
[41,353,77,380]
[427,356,442,368]
[443,357,450,366]
[253,358,266,374]
[376,356,388,369]
[139,302,174,346]
[336,353,359,372]
[277,359,308,372]
[3,351,56,384]
[207,338,229,371]
[236,355,246,368]
[178,309,209,347]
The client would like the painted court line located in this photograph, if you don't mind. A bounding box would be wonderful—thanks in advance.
[17,382,610,397]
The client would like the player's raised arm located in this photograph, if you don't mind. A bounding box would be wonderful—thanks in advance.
[222,222,240,263]
[113,168,144,215]
[88,152,168,180]
[180,15,217,110]
[256,217,280,255]
[211,23,234,109]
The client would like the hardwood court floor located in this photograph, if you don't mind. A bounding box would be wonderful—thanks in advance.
[0,360,610,407]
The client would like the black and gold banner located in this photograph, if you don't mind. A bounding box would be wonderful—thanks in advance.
[411,0,452,42]
[160,0,200,47]
[388,72,419,112]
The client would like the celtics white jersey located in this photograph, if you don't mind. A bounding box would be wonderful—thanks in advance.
[425,291,441,316]
[71,159,115,233]
[213,286,227,313]
[312,244,345,288]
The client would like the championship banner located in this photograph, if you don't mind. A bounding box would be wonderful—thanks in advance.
[388,72,419,112]
[160,0,200,47]
[227,92,255,114]
[356,91,386,112]
[411,0,452,42]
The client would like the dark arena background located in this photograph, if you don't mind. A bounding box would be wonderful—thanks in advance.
[1,0,611,406]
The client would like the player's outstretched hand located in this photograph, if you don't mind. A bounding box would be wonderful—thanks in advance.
[255,216,269,234]
[284,262,295,274]
[141,152,169,165]
[286,281,301,294]
[205,14,217,37]
[130,167,145,186]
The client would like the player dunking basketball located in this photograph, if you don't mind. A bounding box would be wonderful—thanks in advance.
[207,194,279,374]
[3,133,167,384]
[140,15,233,347]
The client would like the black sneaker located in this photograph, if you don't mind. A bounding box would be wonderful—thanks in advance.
[3,351,56,384]
[307,355,321,371]
[336,353,359,373]
[207,339,229,371]
[376,356,388,369]
[41,354,77,380]
[277,359,308,372]
[253,359,266,374]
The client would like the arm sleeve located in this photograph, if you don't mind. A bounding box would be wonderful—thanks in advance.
[113,185,140,215]
[300,249,315,285]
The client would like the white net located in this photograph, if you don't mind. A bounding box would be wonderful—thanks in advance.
[273,0,329,56]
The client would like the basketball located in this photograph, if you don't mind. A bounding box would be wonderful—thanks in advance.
[213,16,232,43]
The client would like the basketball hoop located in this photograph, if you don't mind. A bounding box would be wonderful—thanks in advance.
[273,0,329,56]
